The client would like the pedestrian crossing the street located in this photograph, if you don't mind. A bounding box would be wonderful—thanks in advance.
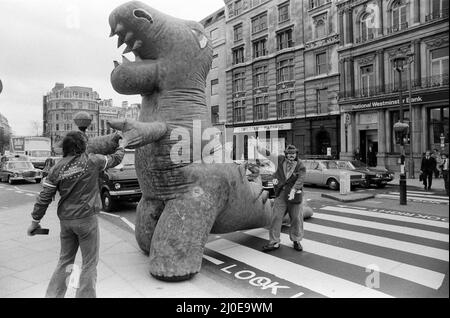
[203,204,449,298]
[377,190,449,205]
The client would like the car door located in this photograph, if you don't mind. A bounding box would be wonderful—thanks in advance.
[308,160,324,185]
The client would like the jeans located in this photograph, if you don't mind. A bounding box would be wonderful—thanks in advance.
[269,190,304,244]
[45,215,99,298]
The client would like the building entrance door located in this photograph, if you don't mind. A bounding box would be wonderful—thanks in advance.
[360,130,379,166]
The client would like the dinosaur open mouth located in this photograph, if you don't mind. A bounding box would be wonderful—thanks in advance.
[110,22,145,69]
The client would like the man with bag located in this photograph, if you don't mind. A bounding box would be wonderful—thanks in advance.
[262,144,306,252]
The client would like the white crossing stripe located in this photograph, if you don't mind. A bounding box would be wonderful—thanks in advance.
[321,206,449,229]
[244,228,446,290]
[15,191,23,194]
[305,222,448,262]
[389,192,449,200]
[203,255,224,265]
[206,239,393,298]
[407,190,436,195]
[378,194,449,204]
[26,193,35,197]
[313,212,448,242]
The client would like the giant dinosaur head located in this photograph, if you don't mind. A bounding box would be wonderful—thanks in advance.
[109,1,212,95]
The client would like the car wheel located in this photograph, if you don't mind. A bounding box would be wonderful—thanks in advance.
[8,176,14,185]
[101,190,116,212]
[327,178,339,190]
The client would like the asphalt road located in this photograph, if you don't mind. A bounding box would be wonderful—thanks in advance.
[1,180,448,298]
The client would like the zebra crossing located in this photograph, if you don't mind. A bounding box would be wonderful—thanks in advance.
[202,204,449,298]
[376,190,449,205]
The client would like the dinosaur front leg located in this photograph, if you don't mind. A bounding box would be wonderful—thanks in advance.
[135,197,165,255]
[148,174,229,281]
[108,119,167,149]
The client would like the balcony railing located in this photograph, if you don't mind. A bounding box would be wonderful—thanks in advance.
[339,74,449,99]
[355,32,375,44]
[386,22,408,34]
[425,8,449,22]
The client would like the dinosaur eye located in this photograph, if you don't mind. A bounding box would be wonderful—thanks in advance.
[133,9,153,23]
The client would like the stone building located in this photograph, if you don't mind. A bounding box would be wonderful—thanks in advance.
[0,112,11,154]
[337,0,449,173]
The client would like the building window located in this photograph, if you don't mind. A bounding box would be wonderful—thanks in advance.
[55,114,59,121]
[252,13,267,34]
[251,0,260,7]
[360,65,374,96]
[56,124,59,131]
[210,28,218,41]
[429,0,449,20]
[277,58,294,83]
[252,38,267,58]
[254,96,269,120]
[360,13,375,42]
[276,29,293,50]
[316,88,328,114]
[232,47,244,64]
[429,107,449,150]
[316,52,327,75]
[232,72,246,93]
[211,79,219,95]
[233,100,246,122]
[277,91,295,118]
[310,0,330,9]
[212,54,218,69]
[391,0,407,32]
[234,24,243,42]
[211,106,219,124]
[431,47,449,86]
[253,65,268,88]
[278,2,290,22]
[234,0,243,16]
[315,19,326,39]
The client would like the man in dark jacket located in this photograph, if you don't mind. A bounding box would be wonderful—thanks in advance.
[420,150,437,191]
[27,131,126,298]
[262,144,306,252]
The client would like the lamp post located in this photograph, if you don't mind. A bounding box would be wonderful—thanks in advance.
[96,99,101,137]
[406,52,415,179]
[392,52,409,205]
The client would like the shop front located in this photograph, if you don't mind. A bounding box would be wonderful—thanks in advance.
[340,90,449,173]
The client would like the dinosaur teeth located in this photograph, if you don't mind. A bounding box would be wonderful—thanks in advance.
[109,29,115,37]
[124,31,134,43]
[132,40,143,51]
[123,45,133,54]
[122,55,131,64]
[114,23,125,34]
[117,36,125,48]
[113,61,120,68]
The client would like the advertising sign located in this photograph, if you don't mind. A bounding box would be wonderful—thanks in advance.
[11,137,25,152]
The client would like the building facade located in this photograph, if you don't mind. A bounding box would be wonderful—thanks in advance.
[0,112,11,154]
[202,8,228,134]
[43,83,123,154]
[337,0,449,173]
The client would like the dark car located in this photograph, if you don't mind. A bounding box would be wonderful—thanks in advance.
[235,159,276,198]
[335,160,395,188]
[0,160,43,184]
[98,150,141,212]
[42,157,62,178]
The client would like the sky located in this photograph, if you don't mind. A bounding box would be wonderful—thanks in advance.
[0,0,225,136]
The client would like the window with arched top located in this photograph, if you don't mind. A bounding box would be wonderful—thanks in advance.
[391,0,407,32]
[360,13,374,42]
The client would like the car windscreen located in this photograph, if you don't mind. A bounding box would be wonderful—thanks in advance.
[350,160,367,168]
[336,161,352,169]
[321,161,338,169]
[29,150,51,158]
[112,152,135,169]
[8,161,34,170]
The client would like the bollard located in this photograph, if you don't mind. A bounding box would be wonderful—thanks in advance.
[399,173,407,205]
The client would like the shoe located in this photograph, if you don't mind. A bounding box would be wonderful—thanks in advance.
[262,242,280,252]
[428,187,432,191]
[293,241,303,251]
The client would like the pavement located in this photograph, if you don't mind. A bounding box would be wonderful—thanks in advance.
[390,173,447,193]
[0,203,245,298]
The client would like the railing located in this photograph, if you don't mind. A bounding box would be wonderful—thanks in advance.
[355,32,375,44]
[425,8,449,22]
[339,74,449,99]
[386,22,408,34]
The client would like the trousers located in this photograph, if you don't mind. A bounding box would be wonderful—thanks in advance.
[422,172,433,189]
[269,189,304,244]
[45,215,99,298]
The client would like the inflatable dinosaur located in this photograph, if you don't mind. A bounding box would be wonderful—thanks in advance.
[104,1,311,281]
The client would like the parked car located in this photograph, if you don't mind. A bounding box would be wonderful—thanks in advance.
[98,150,141,212]
[0,160,43,184]
[334,160,395,188]
[303,159,366,190]
[235,158,276,198]
[0,153,30,164]
[42,156,62,178]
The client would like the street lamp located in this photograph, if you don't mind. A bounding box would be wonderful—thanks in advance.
[391,51,409,205]
[406,52,415,179]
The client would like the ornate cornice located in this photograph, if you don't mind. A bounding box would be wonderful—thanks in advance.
[424,36,449,49]
[355,53,377,65]
[305,34,340,50]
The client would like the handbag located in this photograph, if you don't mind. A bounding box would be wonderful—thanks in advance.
[419,172,423,182]
[286,189,303,204]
